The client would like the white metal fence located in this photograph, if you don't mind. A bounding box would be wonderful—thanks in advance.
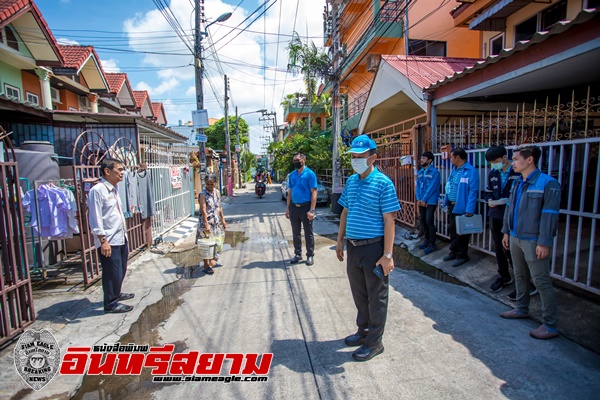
[140,136,194,239]
[434,138,600,295]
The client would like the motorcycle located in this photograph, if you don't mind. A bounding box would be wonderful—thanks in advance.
[255,178,266,199]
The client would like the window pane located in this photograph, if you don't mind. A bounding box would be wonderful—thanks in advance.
[5,26,18,50]
[515,15,538,43]
[490,36,504,56]
[541,0,567,31]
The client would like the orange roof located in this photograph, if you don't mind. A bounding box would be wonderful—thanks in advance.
[132,90,150,110]
[105,73,127,94]
[58,44,98,70]
[382,55,480,89]
[0,0,64,65]
[151,102,164,117]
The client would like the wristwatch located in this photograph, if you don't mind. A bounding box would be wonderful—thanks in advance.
[309,209,316,213]
[383,252,393,259]
[100,237,107,244]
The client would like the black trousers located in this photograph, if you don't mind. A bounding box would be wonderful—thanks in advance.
[448,204,470,259]
[290,203,314,257]
[490,217,512,279]
[418,204,437,245]
[347,239,388,347]
[98,241,129,310]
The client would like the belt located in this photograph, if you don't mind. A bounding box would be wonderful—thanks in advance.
[293,202,310,207]
[347,237,383,247]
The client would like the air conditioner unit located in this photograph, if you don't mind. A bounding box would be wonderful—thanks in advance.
[366,54,380,72]
[50,87,60,103]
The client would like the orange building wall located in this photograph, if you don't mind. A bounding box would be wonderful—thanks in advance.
[409,0,482,58]
[21,71,41,101]
[54,89,79,111]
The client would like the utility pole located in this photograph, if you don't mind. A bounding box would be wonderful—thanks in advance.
[235,106,241,189]
[194,0,207,180]
[224,75,232,196]
[329,0,343,214]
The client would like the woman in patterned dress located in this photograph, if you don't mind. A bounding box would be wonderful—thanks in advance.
[196,175,227,274]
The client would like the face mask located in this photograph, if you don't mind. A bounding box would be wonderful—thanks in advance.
[293,161,303,170]
[491,160,505,170]
[351,156,371,175]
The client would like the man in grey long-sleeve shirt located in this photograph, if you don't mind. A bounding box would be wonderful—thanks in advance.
[88,157,135,314]
[499,145,561,339]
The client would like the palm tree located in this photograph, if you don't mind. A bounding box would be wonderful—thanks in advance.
[286,32,330,129]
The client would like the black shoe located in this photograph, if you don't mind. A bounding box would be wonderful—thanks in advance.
[490,276,512,293]
[508,284,538,301]
[118,293,135,301]
[352,343,384,362]
[344,333,366,347]
[418,241,430,250]
[105,303,133,314]
[443,253,457,261]
[290,256,302,264]
[452,257,469,267]
[306,256,314,266]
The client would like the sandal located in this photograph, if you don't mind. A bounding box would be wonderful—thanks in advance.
[202,267,214,275]
[105,303,133,313]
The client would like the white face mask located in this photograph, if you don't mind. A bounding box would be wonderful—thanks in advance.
[351,156,371,175]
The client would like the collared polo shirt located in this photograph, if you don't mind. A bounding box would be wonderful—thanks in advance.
[339,168,401,239]
[289,166,318,204]
[499,166,511,190]
[88,178,128,248]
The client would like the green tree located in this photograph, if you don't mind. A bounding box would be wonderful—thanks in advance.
[240,149,257,182]
[287,32,330,128]
[204,116,249,153]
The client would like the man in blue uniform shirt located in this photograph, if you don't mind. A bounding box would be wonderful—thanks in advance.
[442,148,479,267]
[286,152,318,265]
[416,151,440,254]
[500,145,561,340]
[335,135,401,362]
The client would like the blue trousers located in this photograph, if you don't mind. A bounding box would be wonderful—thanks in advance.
[98,241,129,311]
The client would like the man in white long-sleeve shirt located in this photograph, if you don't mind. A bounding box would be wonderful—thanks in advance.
[88,158,135,313]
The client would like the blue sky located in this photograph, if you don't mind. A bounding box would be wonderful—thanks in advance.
[35,0,325,152]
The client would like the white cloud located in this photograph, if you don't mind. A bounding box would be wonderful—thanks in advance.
[135,77,179,97]
[100,59,121,73]
[56,37,79,45]
[123,0,326,148]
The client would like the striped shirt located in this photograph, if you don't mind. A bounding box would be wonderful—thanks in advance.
[446,164,466,202]
[339,168,401,239]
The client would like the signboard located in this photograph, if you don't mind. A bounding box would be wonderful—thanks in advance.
[192,110,209,128]
[170,166,182,189]
[234,144,240,153]
[195,134,207,142]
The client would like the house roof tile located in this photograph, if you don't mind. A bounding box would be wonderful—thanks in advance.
[151,102,163,117]
[382,55,480,89]
[132,90,150,110]
[105,73,127,94]
[0,0,64,64]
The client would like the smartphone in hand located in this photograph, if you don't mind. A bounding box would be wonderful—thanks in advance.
[373,264,384,279]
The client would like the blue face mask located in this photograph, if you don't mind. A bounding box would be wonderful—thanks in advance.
[491,162,504,170]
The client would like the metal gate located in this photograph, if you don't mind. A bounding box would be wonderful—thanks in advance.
[0,127,35,345]
[434,86,600,295]
[370,114,429,228]
[72,131,147,285]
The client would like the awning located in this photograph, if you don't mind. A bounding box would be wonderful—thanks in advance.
[469,0,535,31]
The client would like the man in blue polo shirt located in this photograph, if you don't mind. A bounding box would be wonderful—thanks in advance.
[286,151,318,265]
[335,135,400,362]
